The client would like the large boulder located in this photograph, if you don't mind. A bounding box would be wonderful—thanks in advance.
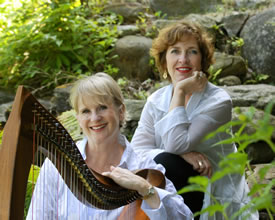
[152,15,217,39]
[112,35,153,81]
[221,12,250,37]
[212,52,247,80]
[149,0,222,17]
[240,7,275,83]
[233,0,273,10]
[223,84,275,115]
[104,2,147,24]
[117,25,140,37]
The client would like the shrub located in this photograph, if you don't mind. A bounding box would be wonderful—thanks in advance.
[179,102,275,219]
[0,0,120,96]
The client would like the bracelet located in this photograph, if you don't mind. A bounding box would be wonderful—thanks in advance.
[142,185,155,200]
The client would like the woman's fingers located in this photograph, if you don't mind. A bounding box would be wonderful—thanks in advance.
[196,159,212,178]
[181,152,212,178]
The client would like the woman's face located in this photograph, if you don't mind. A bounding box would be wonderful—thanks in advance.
[77,97,123,145]
[165,35,202,86]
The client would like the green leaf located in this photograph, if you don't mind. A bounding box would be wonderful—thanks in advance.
[178,176,209,194]
[56,55,62,69]
[55,39,63,47]
[60,54,70,67]
[199,203,229,217]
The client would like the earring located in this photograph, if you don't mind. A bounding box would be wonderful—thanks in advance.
[163,71,167,79]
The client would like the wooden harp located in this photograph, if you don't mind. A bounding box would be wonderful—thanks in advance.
[0,86,165,220]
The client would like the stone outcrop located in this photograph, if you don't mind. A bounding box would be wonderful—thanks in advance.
[240,7,275,82]
[149,0,222,17]
[111,35,154,81]
[223,84,275,114]
[221,12,249,37]
[212,52,247,80]
[104,2,147,24]
[109,5,275,85]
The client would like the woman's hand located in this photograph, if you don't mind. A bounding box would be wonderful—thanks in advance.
[180,151,212,178]
[170,71,208,110]
[175,71,208,96]
[102,166,160,208]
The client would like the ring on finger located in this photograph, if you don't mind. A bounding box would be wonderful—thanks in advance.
[198,161,203,168]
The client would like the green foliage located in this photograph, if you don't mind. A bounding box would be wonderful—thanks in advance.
[24,165,40,219]
[154,10,167,19]
[135,9,161,38]
[0,0,120,96]
[229,37,244,49]
[179,102,275,219]
[244,71,270,84]
[227,37,244,55]
[57,109,83,141]
[136,12,147,32]
[117,77,151,100]
[135,11,156,38]
[208,65,222,85]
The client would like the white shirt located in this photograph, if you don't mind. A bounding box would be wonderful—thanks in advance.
[131,82,259,220]
[27,135,193,220]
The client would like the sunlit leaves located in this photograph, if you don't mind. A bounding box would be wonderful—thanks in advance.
[0,0,121,96]
[178,103,275,219]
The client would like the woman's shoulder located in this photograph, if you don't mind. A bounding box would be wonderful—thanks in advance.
[148,84,171,101]
[145,84,172,112]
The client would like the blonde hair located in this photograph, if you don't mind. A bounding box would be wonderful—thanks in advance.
[70,72,125,116]
[150,20,214,80]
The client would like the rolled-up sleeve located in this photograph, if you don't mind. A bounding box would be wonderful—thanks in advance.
[141,183,193,219]
[134,150,193,219]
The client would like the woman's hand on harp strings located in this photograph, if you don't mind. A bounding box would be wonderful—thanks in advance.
[102,166,160,208]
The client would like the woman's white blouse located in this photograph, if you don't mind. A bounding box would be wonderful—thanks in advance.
[26,135,193,220]
[131,82,259,220]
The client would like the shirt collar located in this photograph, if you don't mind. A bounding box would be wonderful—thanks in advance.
[149,84,173,112]
[76,134,132,170]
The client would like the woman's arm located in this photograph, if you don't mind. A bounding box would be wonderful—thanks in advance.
[102,166,193,220]
[155,99,232,154]
[102,166,160,208]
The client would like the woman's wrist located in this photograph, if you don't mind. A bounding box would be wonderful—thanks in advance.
[138,181,153,196]
[141,185,155,200]
[169,88,186,111]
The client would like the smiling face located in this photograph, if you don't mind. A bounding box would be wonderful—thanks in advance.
[165,35,202,86]
[76,97,124,145]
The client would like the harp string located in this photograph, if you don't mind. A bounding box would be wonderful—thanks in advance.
[32,107,36,220]
[29,98,144,216]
